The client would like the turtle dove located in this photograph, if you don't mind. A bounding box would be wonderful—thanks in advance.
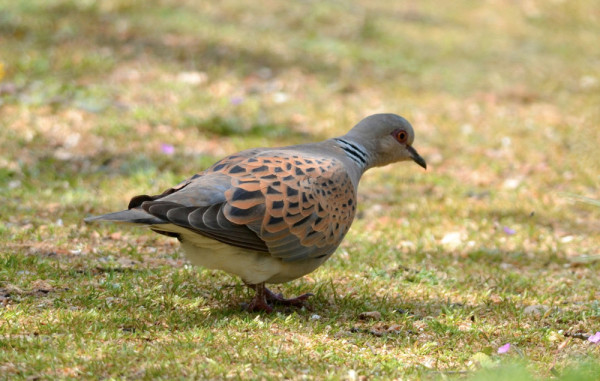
[85,113,427,312]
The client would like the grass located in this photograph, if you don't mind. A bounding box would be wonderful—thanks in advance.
[1,0,599,379]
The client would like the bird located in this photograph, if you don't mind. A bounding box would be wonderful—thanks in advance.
[85,113,427,312]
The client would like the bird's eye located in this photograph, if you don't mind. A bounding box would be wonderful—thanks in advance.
[394,129,408,143]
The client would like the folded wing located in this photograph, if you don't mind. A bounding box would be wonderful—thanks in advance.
[127,149,358,262]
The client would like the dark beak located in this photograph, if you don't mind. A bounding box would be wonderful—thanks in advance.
[406,145,427,170]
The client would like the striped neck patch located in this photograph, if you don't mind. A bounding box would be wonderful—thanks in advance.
[334,138,369,168]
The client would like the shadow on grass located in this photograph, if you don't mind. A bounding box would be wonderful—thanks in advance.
[3,242,592,358]
[5,1,343,80]
[3,252,480,321]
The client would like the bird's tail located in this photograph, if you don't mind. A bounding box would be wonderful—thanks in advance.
[84,209,166,225]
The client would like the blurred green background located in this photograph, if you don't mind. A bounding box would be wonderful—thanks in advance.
[0,0,599,379]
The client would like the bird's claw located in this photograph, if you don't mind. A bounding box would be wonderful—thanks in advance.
[243,284,314,313]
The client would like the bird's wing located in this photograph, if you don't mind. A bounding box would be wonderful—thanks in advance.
[139,149,357,262]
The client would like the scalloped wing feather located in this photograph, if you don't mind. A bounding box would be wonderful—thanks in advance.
[135,148,357,262]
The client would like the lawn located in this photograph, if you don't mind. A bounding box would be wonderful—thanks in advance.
[1,0,599,379]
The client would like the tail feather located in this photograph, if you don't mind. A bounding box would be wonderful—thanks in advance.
[84,209,166,225]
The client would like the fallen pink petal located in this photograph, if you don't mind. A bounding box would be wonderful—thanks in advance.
[503,226,516,235]
[160,143,175,155]
[230,96,244,105]
[498,343,511,354]
[588,332,600,343]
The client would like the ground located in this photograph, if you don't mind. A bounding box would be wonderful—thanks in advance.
[0,0,599,379]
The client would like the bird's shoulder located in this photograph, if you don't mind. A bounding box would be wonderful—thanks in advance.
[213,147,357,261]
[133,145,358,261]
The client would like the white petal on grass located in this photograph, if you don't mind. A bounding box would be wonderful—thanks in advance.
[176,71,207,85]
[441,232,464,249]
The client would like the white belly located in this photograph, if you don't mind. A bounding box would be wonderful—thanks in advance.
[154,224,326,284]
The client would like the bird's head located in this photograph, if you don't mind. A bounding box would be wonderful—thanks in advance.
[344,113,427,170]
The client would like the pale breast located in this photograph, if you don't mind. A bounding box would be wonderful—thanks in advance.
[156,224,326,284]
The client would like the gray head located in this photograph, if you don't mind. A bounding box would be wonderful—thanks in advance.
[343,113,427,170]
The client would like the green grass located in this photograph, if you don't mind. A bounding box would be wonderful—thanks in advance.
[1,0,599,379]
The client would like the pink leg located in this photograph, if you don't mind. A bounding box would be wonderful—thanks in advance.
[246,283,273,313]
[245,283,313,312]
[264,287,314,307]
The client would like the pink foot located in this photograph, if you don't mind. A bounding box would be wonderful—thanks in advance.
[246,296,274,313]
[244,283,273,313]
[264,288,314,307]
[244,283,313,312]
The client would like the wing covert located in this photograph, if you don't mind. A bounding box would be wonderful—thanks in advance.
[131,149,357,262]
[217,151,357,261]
